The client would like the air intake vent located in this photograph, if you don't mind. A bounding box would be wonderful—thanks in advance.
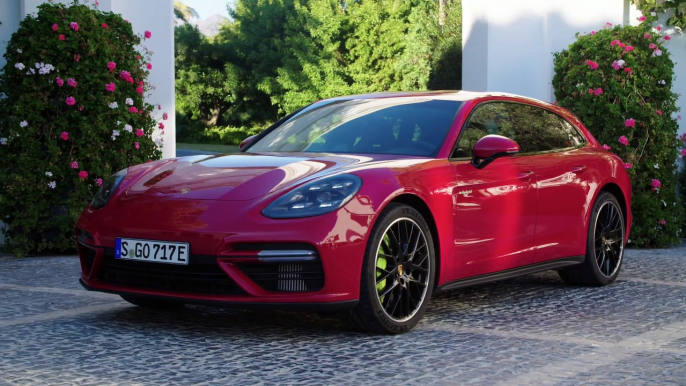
[277,263,307,292]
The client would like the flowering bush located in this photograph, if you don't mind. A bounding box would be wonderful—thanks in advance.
[553,18,684,247]
[0,2,163,256]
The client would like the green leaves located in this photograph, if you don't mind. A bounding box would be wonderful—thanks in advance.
[0,2,162,256]
[553,23,684,247]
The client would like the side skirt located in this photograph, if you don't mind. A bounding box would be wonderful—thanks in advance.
[435,255,585,293]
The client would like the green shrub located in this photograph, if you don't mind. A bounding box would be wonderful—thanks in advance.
[553,18,684,247]
[0,1,163,256]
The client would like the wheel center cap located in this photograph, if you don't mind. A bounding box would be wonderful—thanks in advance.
[397,264,403,276]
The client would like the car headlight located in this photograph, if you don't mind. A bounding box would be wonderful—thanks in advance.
[91,169,127,209]
[262,174,362,219]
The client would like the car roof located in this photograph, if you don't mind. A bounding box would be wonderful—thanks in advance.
[321,90,550,105]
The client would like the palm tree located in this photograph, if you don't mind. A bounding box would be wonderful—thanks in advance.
[174,1,200,23]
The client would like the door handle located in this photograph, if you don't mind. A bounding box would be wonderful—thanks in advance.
[518,171,534,180]
[571,165,586,173]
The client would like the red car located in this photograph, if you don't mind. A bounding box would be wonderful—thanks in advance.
[77,91,632,334]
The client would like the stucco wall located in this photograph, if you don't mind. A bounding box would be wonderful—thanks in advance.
[0,0,175,246]
[462,0,685,141]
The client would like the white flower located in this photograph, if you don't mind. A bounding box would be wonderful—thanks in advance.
[45,171,53,177]
[124,124,133,133]
[15,62,25,70]
[662,200,667,207]
[652,49,663,57]
[16,49,22,53]
[0,138,7,145]
[658,80,666,85]
[48,181,56,189]
[109,102,118,109]
[125,98,134,106]
[19,121,28,128]
[654,163,659,169]
[616,59,625,67]
[39,67,50,75]
[154,138,163,146]
[111,130,120,140]
[35,62,43,68]
[651,12,656,16]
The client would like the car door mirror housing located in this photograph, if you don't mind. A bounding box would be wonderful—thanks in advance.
[472,135,520,169]
[239,135,258,151]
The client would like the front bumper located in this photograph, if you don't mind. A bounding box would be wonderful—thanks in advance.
[76,196,374,308]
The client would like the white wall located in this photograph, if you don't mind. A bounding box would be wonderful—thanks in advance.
[462,0,685,142]
[0,0,175,246]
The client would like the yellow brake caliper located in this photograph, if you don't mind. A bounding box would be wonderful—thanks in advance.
[376,235,390,302]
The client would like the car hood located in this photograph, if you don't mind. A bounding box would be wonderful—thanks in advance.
[124,152,413,201]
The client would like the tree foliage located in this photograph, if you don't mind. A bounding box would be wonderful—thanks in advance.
[553,19,684,247]
[0,2,163,256]
[175,0,463,140]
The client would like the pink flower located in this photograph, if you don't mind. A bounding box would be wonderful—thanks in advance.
[71,161,78,169]
[56,77,64,87]
[136,86,144,94]
[67,78,77,87]
[107,61,116,71]
[101,23,108,29]
[605,22,613,28]
[644,33,652,39]
[70,22,79,31]
[78,171,88,180]
[588,88,594,94]
[95,178,103,187]
[120,70,131,79]
[135,129,144,137]
[602,144,611,150]
[638,15,647,22]
[146,63,152,70]
[649,43,657,49]
[129,106,138,113]
[611,61,620,70]
[657,110,663,116]
[611,39,621,47]
[594,88,604,96]
[681,148,686,156]
[74,54,81,62]
[625,118,636,127]
[60,132,69,141]
[124,19,130,23]
[624,45,634,52]
[163,112,168,120]
[664,35,671,41]
[679,115,682,120]
[159,122,165,129]
[134,142,140,149]
[105,82,116,92]
[657,26,662,32]
[651,179,661,189]
[619,43,626,49]
[65,97,76,106]
[624,163,633,169]
[618,135,629,145]
[52,24,58,31]
[624,67,632,74]
[78,105,84,112]
[59,34,65,41]
[585,60,599,70]
[659,219,666,225]
[158,104,162,110]
[144,30,152,39]
[590,30,597,35]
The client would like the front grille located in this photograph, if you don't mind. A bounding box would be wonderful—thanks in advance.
[98,254,245,296]
[237,261,325,292]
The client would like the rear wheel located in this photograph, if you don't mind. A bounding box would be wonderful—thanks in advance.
[345,203,436,334]
[120,294,185,309]
[558,192,625,286]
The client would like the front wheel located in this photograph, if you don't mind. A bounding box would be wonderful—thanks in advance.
[345,203,436,334]
[559,192,626,286]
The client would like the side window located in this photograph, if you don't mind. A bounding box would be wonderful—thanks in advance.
[453,102,513,158]
[509,104,586,153]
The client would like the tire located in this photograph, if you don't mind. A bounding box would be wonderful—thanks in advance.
[558,192,626,286]
[120,294,185,309]
[344,203,436,334]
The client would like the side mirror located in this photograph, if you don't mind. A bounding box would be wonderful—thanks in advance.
[472,135,519,168]
[239,135,258,151]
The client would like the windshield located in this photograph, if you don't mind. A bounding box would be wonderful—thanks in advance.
[247,98,462,156]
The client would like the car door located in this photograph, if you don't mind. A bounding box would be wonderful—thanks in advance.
[507,104,595,263]
[450,102,539,280]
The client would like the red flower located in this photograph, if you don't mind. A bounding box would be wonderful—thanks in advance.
[135,129,144,137]
[102,23,109,29]
[79,171,89,180]
[664,35,671,41]
[163,112,168,120]
[136,86,144,94]
[159,123,165,130]
[144,30,152,39]
[59,34,66,41]
[107,61,116,71]
[146,63,152,70]
[624,67,632,74]
[60,132,69,141]
[623,163,633,169]
[129,106,138,113]
[657,110,663,116]
[52,24,58,31]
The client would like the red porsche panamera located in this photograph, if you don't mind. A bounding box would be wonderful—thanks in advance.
[77,91,632,333]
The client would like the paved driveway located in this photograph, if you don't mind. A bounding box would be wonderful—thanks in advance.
[1,245,685,385]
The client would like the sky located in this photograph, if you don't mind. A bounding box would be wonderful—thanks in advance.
[181,0,233,20]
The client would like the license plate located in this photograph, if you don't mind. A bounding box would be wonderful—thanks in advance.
[115,238,189,265]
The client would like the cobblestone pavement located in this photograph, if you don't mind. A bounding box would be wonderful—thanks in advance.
[1,244,685,385]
